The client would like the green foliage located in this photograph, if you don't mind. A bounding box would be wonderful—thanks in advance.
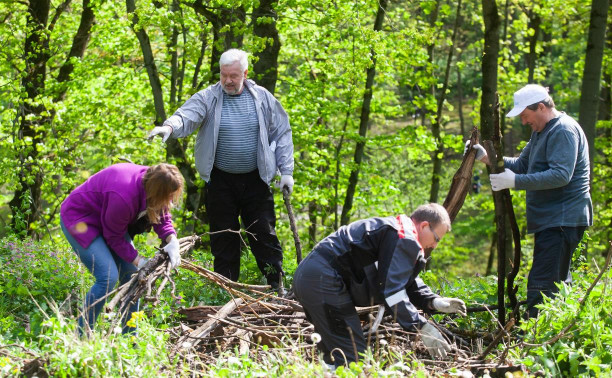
[511,268,612,376]
[1,0,611,373]
[0,236,86,339]
[1,311,176,377]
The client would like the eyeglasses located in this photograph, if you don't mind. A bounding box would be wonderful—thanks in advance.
[429,226,441,243]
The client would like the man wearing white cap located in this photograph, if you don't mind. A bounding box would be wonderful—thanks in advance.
[467,84,592,318]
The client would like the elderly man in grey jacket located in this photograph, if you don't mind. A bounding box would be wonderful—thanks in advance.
[469,84,592,318]
[148,49,294,290]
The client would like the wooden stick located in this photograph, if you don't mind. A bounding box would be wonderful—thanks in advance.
[173,297,244,353]
[283,187,303,264]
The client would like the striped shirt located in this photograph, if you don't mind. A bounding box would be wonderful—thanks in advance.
[214,89,259,174]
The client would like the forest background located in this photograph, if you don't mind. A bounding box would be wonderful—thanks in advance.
[0,0,610,376]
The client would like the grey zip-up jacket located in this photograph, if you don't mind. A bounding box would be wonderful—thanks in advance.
[504,113,592,234]
[163,79,294,184]
[315,215,440,330]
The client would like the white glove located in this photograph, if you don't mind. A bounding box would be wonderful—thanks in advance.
[147,125,173,142]
[432,297,467,316]
[490,168,516,191]
[419,322,451,359]
[135,256,149,270]
[464,140,487,161]
[163,235,181,269]
[280,175,294,194]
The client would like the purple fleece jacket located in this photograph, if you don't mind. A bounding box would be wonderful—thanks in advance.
[60,163,176,263]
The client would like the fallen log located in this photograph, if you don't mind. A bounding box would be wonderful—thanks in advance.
[443,127,479,222]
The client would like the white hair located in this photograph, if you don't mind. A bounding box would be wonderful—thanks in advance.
[219,49,248,71]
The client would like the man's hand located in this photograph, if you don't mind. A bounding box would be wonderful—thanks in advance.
[490,168,516,191]
[147,125,173,142]
[432,297,467,316]
[163,235,181,269]
[419,322,452,359]
[464,140,487,162]
[134,255,149,270]
[280,175,294,194]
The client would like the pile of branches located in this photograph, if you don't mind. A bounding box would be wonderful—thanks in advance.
[143,237,524,375]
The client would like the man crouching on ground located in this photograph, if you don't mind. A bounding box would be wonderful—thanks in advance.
[293,203,466,367]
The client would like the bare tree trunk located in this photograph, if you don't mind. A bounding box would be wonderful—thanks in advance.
[340,0,388,225]
[55,0,96,101]
[126,0,166,125]
[10,0,51,235]
[457,49,466,138]
[11,0,93,235]
[308,202,317,249]
[252,0,281,94]
[578,0,609,169]
[169,0,180,108]
[485,231,497,276]
[480,0,505,326]
[430,0,463,203]
[192,31,209,91]
[526,10,541,83]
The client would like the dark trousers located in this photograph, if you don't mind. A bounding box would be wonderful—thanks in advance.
[526,226,586,318]
[205,167,283,284]
[293,251,366,367]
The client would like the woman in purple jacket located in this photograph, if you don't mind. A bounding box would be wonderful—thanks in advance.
[60,163,184,334]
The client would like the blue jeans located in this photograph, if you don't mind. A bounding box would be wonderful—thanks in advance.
[526,226,586,318]
[61,220,139,334]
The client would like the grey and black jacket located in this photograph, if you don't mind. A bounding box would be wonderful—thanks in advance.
[313,215,440,330]
[162,79,294,184]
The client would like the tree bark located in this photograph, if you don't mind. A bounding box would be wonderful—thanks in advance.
[126,0,166,125]
[480,0,505,326]
[443,127,477,222]
[192,31,209,90]
[578,0,609,169]
[340,0,388,225]
[457,48,466,138]
[526,10,541,83]
[252,0,281,94]
[169,0,180,108]
[55,0,96,101]
[10,0,51,235]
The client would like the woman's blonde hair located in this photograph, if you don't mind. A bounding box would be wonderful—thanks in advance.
[143,163,184,224]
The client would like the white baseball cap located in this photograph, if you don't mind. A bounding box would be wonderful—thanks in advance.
[506,84,550,117]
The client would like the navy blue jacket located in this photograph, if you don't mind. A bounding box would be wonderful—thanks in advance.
[505,113,592,233]
[313,215,439,330]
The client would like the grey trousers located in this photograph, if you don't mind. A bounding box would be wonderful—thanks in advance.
[293,251,366,366]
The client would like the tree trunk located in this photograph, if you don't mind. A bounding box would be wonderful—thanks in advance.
[169,0,180,108]
[480,0,505,326]
[485,231,496,276]
[9,0,51,236]
[526,10,541,83]
[192,31,209,90]
[126,0,166,125]
[430,0,463,203]
[457,49,466,138]
[252,0,281,94]
[578,0,609,169]
[340,0,388,225]
[55,0,96,101]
